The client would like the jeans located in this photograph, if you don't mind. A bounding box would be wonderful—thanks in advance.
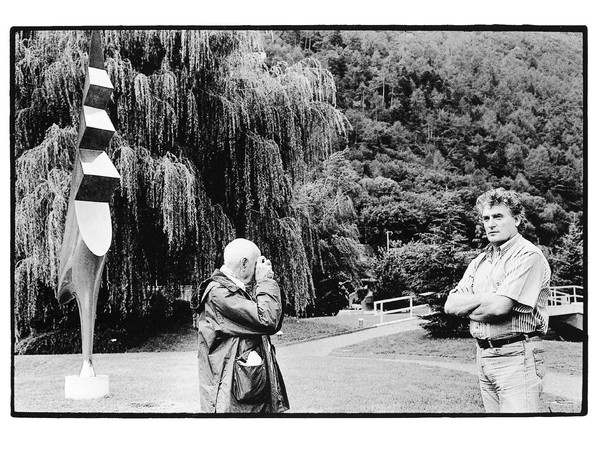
[476,337,546,413]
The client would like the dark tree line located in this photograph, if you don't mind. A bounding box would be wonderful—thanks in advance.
[265,29,584,301]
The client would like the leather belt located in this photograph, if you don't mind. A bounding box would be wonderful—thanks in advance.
[476,332,539,349]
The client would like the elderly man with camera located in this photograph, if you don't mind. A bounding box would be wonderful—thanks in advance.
[192,238,289,413]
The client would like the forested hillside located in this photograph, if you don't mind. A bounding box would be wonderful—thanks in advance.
[264,30,584,302]
[12,29,584,350]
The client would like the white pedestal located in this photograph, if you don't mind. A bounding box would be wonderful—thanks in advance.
[65,375,109,400]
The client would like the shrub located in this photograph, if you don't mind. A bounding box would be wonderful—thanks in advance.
[373,239,478,299]
[419,293,471,338]
[373,234,478,338]
[14,327,128,355]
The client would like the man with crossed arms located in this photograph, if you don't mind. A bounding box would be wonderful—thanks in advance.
[445,188,550,413]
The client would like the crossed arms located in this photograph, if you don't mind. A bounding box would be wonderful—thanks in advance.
[444,292,515,323]
[444,250,545,323]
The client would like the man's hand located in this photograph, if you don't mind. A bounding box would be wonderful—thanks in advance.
[444,291,482,317]
[468,295,515,322]
[255,256,274,281]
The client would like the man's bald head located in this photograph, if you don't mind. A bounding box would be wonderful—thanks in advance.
[223,238,261,284]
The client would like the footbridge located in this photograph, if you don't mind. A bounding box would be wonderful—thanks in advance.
[548,285,584,340]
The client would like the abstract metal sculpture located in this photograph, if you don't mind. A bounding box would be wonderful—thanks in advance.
[57,31,120,399]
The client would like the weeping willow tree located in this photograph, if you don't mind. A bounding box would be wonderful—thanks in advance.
[295,150,370,314]
[13,29,349,341]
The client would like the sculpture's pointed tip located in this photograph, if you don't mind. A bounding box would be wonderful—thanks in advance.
[89,30,104,69]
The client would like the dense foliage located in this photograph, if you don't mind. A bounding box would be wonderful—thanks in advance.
[13,29,348,344]
[296,150,369,315]
[13,29,584,348]
[265,30,584,300]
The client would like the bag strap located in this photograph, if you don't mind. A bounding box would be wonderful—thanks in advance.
[190,279,217,312]
[201,281,217,303]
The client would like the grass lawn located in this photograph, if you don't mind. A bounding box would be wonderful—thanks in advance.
[130,314,584,378]
[335,329,584,376]
[324,327,584,414]
[14,314,584,415]
[129,311,418,352]
[13,352,200,414]
[281,354,485,413]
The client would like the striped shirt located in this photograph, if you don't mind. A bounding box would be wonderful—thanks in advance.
[451,233,551,339]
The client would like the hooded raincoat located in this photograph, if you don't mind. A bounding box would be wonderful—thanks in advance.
[192,269,289,413]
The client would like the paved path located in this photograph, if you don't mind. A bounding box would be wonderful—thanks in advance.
[278,318,424,357]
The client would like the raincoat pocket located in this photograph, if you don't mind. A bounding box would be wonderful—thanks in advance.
[233,348,268,402]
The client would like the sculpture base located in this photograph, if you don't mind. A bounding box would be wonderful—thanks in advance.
[65,375,109,400]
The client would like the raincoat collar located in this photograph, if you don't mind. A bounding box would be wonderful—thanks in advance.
[211,269,247,293]
[219,265,246,290]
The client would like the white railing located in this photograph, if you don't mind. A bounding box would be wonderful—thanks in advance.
[548,285,584,307]
[373,295,430,325]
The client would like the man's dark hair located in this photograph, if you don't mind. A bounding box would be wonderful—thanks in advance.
[475,188,525,220]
